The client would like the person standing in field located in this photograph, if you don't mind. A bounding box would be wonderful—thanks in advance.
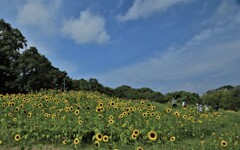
[204,104,209,112]
[196,103,199,111]
[182,100,186,108]
[171,96,177,108]
[199,104,203,112]
[214,104,219,111]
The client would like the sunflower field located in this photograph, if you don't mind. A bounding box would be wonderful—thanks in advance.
[0,90,239,150]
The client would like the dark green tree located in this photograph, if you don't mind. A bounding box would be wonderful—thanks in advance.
[114,85,132,98]
[79,79,91,91]
[0,19,27,93]
[88,78,104,93]
[165,91,200,104]
[202,85,240,111]
[17,47,66,92]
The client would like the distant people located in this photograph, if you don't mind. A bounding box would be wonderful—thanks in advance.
[214,104,219,111]
[171,97,177,108]
[199,104,203,112]
[182,100,186,108]
[196,103,199,111]
[204,104,209,112]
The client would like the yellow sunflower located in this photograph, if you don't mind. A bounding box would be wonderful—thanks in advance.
[131,134,137,139]
[98,103,103,107]
[74,110,79,115]
[162,136,167,141]
[98,114,103,119]
[142,113,147,117]
[52,113,56,118]
[151,106,156,110]
[14,134,21,141]
[27,112,32,117]
[96,107,101,112]
[78,120,83,125]
[122,124,126,127]
[183,115,188,119]
[62,140,67,144]
[103,135,109,142]
[150,112,154,117]
[15,107,19,111]
[137,147,144,150]
[118,114,124,118]
[170,136,176,142]
[221,140,227,147]
[110,102,115,106]
[96,133,103,141]
[109,115,114,120]
[94,140,100,147]
[174,111,179,116]
[74,138,80,144]
[147,131,157,141]
[108,119,114,124]
[133,130,140,136]
[166,108,172,113]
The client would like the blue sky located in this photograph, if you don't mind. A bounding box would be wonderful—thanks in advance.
[1,0,240,94]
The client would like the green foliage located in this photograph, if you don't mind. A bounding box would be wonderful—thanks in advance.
[0,19,27,93]
[17,47,67,92]
[202,85,240,111]
[165,91,200,105]
[114,85,164,102]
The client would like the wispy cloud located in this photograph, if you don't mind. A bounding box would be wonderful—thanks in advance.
[117,0,192,22]
[99,0,240,93]
[117,0,124,8]
[16,0,61,33]
[61,10,110,44]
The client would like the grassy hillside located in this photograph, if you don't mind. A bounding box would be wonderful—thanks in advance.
[0,91,239,150]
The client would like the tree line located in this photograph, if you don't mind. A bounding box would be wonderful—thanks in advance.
[0,19,239,111]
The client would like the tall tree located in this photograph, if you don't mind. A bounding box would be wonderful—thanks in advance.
[17,47,66,92]
[88,78,104,93]
[0,19,27,93]
[78,79,91,91]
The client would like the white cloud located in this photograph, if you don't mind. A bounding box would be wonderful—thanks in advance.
[117,0,192,22]
[99,0,240,94]
[16,0,61,33]
[61,10,110,44]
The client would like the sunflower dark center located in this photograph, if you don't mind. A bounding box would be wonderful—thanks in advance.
[150,133,155,138]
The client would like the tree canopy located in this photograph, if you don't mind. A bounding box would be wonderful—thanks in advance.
[0,19,27,93]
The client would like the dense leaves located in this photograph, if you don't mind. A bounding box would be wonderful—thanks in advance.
[202,85,240,111]
[0,19,27,93]
[17,47,67,92]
